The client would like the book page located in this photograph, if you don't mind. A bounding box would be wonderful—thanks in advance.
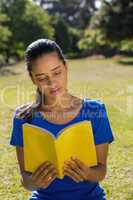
[55,121,97,179]
[22,123,58,173]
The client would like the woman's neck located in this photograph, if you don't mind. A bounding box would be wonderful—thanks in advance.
[41,93,74,112]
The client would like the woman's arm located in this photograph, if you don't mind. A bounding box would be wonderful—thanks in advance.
[85,143,109,182]
[16,147,39,191]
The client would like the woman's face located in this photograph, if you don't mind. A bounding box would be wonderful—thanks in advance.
[30,52,68,99]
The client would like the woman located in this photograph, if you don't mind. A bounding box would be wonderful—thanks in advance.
[10,38,114,200]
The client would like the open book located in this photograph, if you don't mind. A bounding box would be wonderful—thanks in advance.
[22,120,97,179]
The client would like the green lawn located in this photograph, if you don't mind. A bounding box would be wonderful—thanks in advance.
[0,56,133,200]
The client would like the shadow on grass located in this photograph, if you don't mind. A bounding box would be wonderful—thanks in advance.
[0,68,20,76]
[117,60,133,66]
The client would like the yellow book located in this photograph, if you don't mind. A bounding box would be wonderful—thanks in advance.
[22,120,97,179]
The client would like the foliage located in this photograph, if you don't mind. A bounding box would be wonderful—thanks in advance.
[0,0,54,63]
[1,0,133,64]
[90,0,133,42]
[0,13,12,63]
[33,0,97,28]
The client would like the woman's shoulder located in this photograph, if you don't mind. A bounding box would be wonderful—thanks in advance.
[14,102,33,119]
[83,98,108,120]
[84,98,105,110]
[15,103,32,113]
[72,96,104,108]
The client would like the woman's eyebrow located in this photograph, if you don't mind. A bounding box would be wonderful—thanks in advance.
[51,65,61,71]
[35,65,61,77]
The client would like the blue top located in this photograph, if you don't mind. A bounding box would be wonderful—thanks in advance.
[9,98,115,200]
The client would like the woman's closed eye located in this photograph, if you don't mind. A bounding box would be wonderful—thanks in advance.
[37,77,48,82]
[54,70,62,76]
[37,71,62,82]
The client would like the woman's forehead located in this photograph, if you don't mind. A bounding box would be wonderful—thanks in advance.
[33,52,61,65]
[31,53,63,74]
[32,65,62,77]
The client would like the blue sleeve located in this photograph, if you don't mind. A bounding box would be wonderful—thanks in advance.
[91,102,115,145]
[9,111,25,147]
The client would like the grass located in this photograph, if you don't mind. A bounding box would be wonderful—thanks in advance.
[0,56,133,200]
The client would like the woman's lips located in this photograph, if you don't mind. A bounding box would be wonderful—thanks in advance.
[50,88,61,95]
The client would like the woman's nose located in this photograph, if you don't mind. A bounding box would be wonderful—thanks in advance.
[47,77,57,86]
[46,77,58,89]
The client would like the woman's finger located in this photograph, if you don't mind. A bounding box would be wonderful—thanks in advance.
[41,167,57,181]
[69,160,87,180]
[66,160,82,175]
[71,157,85,169]
[37,171,57,187]
[64,171,79,182]
[32,162,52,180]
[43,172,57,187]
[64,167,83,182]
[64,160,85,180]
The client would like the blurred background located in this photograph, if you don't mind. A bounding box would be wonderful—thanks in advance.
[1,0,133,63]
[0,0,133,199]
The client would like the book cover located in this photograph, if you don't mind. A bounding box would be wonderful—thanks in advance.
[22,120,97,179]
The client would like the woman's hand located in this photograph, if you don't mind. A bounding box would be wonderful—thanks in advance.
[63,156,90,183]
[28,161,58,189]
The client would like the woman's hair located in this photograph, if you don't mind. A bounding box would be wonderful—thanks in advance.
[16,38,66,120]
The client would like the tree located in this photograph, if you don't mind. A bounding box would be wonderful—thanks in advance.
[33,0,93,56]
[0,12,12,64]
[90,0,133,42]
[21,1,54,47]
[53,17,71,53]
[33,0,97,29]
[77,28,117,57]
[0,0,54,62]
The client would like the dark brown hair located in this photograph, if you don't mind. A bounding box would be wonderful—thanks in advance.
[16,38,66,120]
